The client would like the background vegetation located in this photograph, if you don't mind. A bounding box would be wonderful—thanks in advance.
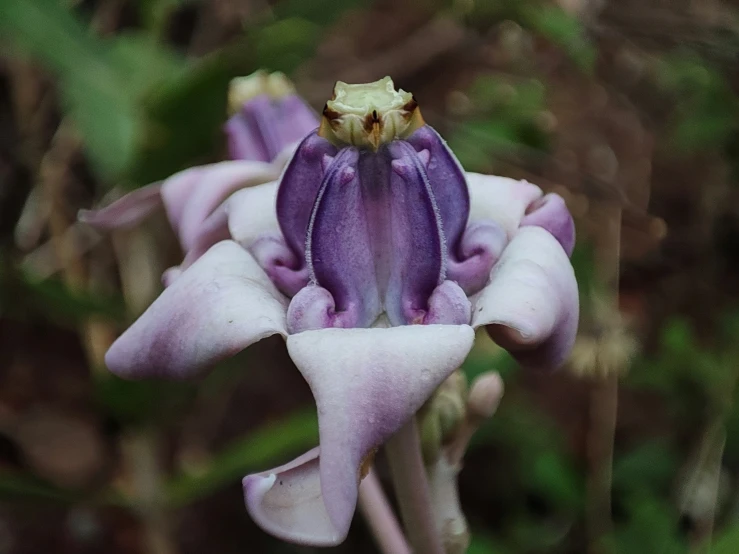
[2,0,739,552]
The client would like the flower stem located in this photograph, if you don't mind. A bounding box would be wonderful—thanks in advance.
[385,418,445,554]
[358,468,412,554]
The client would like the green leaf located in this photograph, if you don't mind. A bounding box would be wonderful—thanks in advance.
[165,410,319,506]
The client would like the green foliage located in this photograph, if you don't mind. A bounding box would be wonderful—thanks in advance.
[449,75,550,171]
[657,53,739,154]
[165,410,318,507]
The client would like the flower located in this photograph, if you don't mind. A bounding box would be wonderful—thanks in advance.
[79,70,319,284]
[104,77,578,546]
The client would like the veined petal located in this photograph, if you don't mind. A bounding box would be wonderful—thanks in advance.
[244,325,475,546]
[466,173,543,239]
[164,161,278,251]
[471,227,578,371]
[520,193,576,256]
[78,183,163,230]
[276,132,338,260]
[106,241,287,379]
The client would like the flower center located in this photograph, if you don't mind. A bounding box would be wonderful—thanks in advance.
[319,77,425,150]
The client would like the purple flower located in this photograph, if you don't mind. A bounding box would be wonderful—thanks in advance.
[104,77,578,546]
[79,71,319,283]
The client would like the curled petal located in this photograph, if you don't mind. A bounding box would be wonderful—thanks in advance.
[466,173,542,239]
[287,285,364,333]
[447,220,508,295]
[244,325,475,546]
[106,241,287,379]
[78,183,163,230]
[520,193,576,257]
[422,281,472,325]
[162,161,278,251]
[471,227,578,371]
[250,235,309,297]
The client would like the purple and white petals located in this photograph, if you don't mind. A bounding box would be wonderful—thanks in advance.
[520,193,576,257]
[105,241,287,380]
[242,324,476,546]
[166,160,278,252]
[446,220,508,295]
[243,448,338,546]
[471,227,579,371]
[466,173,543,239]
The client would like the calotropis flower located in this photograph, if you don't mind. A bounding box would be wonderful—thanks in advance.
[79,70,319,283]
[105,77,578,546]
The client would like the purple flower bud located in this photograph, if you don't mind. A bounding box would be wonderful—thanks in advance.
[225,71,319,163]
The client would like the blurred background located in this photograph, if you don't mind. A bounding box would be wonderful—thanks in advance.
[2,0,739,552]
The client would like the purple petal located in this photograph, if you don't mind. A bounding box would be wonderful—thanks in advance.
[383,141,446,325]
[520,193,576,257]
[226,94,318,163]
[276,132,338,261]
[78,183,163,230]
[446,220,508,295]
[105,241,287,379]
[244,324,475,546]
[406,125,469,249]
[471,227,578,371]
[466,172,543,238]
[161,161,278,252]
[305,148,382,328]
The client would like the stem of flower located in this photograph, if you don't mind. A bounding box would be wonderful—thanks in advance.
[385,417,445,554]
[358,468,412,554]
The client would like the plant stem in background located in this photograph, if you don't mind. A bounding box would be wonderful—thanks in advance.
[386,418,445,554]
[586,200,622,554]
[686,416,726,553]
[123,430,177,554]
[358,468,412,554]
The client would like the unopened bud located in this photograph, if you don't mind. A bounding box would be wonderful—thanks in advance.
[467,372,504,421]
